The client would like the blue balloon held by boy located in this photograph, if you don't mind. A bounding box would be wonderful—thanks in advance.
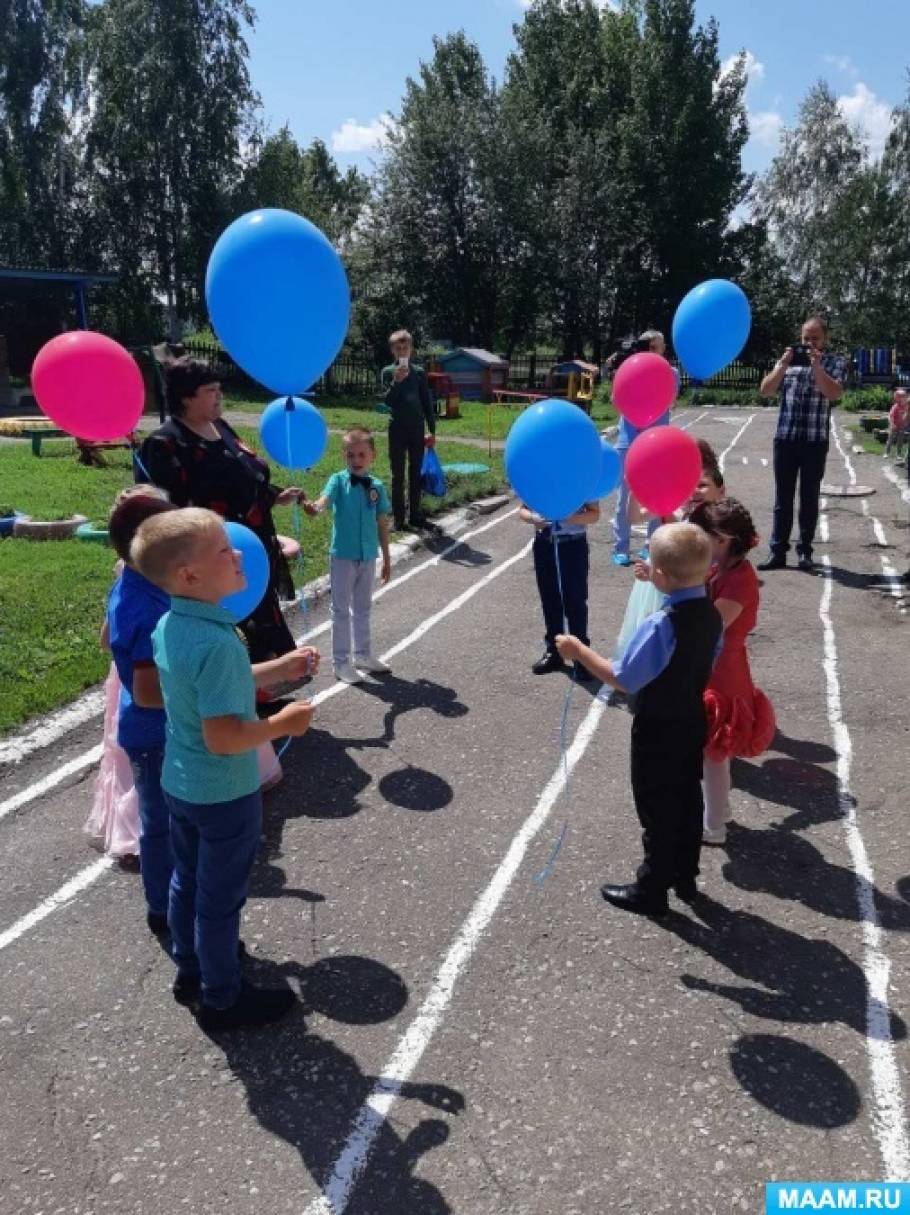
[672,279,751,381]
[221,522,270,622]
[505,398,602,521]
[592,438,622,500]
[205,208,350,396]
[259,396,328,470]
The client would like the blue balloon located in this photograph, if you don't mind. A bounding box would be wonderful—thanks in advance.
[206,209,350,395]
[221,522,270,623]
[505,399,602,521]
[592,438,622,499]
[259,396,328,469]
[672,279,752,381]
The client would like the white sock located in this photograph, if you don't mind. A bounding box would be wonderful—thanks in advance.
[703,757,731,831]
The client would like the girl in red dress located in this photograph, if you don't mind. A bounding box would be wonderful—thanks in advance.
[688,499,776,845]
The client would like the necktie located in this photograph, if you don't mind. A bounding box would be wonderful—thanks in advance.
[350,473,372,492]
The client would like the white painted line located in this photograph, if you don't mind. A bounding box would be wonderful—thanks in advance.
[880,462,910,505]
[0,538,534,948]
[0,507,520,769]
[0,690,106,767]
[679,410,708,431]
[760,457,768,467]
[831,422,904,602]
[0,857,113,953]
[0,744,104,824]
[302,695,607,1215]
[717,414,755,474]
[741,456,749,465]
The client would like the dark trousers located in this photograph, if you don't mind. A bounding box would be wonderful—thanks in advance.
[631,716,706,896]
[770,439,829,559]
[167,789,262,1010]
[389,423,425,526]
[124,744,172,917]
[532,532,589,649]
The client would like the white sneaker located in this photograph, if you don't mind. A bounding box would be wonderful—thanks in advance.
[334,661,363,685]
[702,826,727,846]
[354,654,391,674]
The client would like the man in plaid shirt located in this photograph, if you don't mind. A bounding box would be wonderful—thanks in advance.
[757,316,847,573]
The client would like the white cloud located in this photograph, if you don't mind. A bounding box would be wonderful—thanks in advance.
[330,115,394,154]
[720,50,765,90]
[749,110,783,149]
[824,53,858,78]
[837,82,895,160]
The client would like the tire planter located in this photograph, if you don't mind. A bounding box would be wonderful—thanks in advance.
[75,522,111,545]
[12,513,88,541]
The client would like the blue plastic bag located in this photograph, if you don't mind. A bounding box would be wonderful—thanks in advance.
[420,446,447,497]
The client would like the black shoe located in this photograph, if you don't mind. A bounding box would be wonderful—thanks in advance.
[532,650,565,675]
[146,911,169,937]
[573,662,598,684]
[673,880,699,903]
[173,972,201,1006]
[757,555,787,571]
[198,982,296,1032]
[797,555,816,573]
[393,518,406,532]
[600,882,669,917]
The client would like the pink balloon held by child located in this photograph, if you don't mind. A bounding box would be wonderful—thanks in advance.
[31,331,145,442]
[625,426,702,517]
[612,353,678,430]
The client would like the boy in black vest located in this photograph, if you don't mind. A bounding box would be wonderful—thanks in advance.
[556,522,721,916]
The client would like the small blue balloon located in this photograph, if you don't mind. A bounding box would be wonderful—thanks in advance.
[592,438,622,499]
[206,209,350,395]
[259,396,328,469]
[505,399,602,521]
[672,279,752,381]
[221,522,270,622]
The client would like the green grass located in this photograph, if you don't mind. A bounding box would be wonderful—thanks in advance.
[0,431,505,733]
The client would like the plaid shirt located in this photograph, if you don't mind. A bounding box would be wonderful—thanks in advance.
[775,353,848,444]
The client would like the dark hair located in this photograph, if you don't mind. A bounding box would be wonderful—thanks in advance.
[688,497,758,558]
[108,494,177,563]
[165,358,219,417]
[803,315,829,335]
[696,438,719,472]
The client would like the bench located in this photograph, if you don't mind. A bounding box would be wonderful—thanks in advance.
[20,427,68,456]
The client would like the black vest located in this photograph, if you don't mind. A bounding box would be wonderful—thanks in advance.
[633,596,722,722]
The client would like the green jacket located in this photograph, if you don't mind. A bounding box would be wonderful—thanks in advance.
[380,363,436,434]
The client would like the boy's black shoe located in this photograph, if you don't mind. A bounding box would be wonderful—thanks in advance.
[673,880,699,903]
[393,517,406,532]
[146,911,169,937]
[797,556,816,573]
[573,662,598,684]
[173,973,201,1006]
[600,882,669,917]
[532,650,565,675]
[757,555,787,571]
[198,982,296,1032]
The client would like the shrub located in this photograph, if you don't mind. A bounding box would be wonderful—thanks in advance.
[841,387,893,414]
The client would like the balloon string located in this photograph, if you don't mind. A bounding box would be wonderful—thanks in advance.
[533,529,574,885]
[132,446,152,483]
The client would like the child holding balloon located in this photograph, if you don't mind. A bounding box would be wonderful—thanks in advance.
[132,507,317,1030]
[687,499,776,846]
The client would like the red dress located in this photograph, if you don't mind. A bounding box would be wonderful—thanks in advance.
[704,559,776,762]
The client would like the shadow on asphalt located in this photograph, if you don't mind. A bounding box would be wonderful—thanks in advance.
[202,952,464,1213]
[664,893,907,1043]
[731,756,845,831]
[729,1033,861,1128]
[422,533,494,568]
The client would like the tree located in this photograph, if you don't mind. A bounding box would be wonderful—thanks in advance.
[84,0,258,338]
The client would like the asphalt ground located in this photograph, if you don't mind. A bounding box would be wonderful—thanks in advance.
[0,407,908,1215]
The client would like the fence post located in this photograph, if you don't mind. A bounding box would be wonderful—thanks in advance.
[528,351,536,390]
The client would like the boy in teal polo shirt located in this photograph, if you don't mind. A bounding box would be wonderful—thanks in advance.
[132,507,315,1032]
[305,426,392,685]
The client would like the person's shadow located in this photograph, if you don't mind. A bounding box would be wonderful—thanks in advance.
[421,533,494,569]
[731,754,846,832]
[664,894,906,1042]
[204,953,464,1214]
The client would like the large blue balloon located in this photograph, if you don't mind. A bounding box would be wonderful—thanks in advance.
[206,209,350,395]
[505,399,602,521]
[672,279,752,381]
[221,522,270,623]
[259,396,328,469]
[592,438,622,499]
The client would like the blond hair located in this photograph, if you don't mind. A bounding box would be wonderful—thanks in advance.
[343,425,375,452]
[131,507,224,589]
[650,521,712,587]
[388,329,412,346]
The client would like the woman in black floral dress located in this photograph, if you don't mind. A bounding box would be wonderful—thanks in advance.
[137,359,303,662]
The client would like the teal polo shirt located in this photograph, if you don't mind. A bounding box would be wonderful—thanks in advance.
[152,597,258,805]
[323,470,391,561]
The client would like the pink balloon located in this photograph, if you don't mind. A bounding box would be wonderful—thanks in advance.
[612,353,677,429]
[625,426,702,517]
[31,331,144,441]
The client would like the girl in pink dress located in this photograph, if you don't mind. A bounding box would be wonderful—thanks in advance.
[688,498,776,845]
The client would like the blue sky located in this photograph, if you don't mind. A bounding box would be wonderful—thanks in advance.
[245,0,908,178]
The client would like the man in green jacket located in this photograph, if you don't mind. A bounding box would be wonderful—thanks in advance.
[380,329,437,530]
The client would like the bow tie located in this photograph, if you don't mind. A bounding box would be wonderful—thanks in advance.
[350,473,373,491]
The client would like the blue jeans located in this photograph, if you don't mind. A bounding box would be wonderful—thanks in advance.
[124,745,172,917]
[166,789,262,1010]
[612,448,660,556]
